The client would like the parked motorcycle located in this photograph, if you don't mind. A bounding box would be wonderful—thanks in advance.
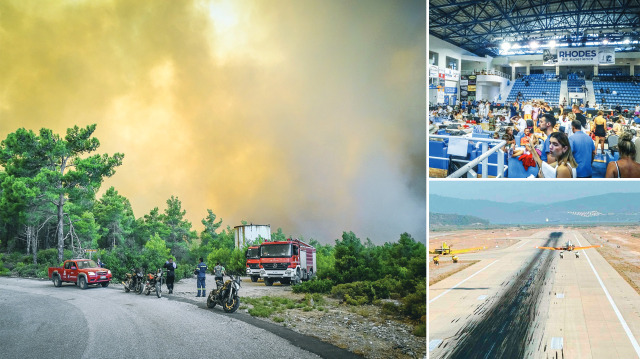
[143,268,163,298]
[122,268,144,294]
[206,275,241,313]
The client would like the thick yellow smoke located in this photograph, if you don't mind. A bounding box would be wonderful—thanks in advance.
[0,0,425,244]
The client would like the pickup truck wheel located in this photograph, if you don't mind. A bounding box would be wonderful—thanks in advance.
[264,278,273,286]
[101,282,109,287]
[78,276,88,290]
[251,276,258,282]
[53,275,62,287]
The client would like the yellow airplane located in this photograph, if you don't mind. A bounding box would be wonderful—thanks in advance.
[536,240,602,258]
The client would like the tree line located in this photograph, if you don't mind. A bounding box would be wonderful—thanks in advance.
[0,124,425,333]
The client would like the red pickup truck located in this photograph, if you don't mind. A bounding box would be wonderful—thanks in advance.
[48,259,112,289]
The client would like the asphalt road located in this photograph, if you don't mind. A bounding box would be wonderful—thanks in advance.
[429,230,640,359]
[0,276,355,359]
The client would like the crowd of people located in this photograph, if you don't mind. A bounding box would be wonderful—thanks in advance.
[429,99,640,178]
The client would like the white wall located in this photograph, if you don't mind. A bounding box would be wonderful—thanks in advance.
[234,225,271,248]
[474,75,509,102]
[429,35,486,69]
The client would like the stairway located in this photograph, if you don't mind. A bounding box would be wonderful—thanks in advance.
[585,81,597,106]
[560,80,567,106]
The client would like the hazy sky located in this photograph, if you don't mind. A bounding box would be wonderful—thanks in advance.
[0,0,426,244]
[430,180,640,204]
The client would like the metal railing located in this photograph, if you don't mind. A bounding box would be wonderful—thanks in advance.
[460,70,512,80]
[429,135,507,178]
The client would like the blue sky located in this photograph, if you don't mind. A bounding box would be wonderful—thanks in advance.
[429,180,640,204]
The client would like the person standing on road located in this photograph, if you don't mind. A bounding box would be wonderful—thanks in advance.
[213,262,226,291]
[164,258,176,294]
[195,258,207,297]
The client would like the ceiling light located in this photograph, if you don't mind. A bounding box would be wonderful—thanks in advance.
[529,40,539,49]
[548,40,556,48]
[603,38,609,44]
[501,42,511,50]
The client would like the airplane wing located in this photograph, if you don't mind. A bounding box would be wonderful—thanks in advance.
[535,246,563,250]
[572,245,603,250]
[450,246,486,254]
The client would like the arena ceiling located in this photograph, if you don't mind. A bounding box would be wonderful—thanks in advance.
[429,0,640,57]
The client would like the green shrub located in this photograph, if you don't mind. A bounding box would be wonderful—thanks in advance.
[36,249,59,267]
[0,254,10,276]
[331,281,376,304]
[344,294,369,306]
[248,306,276,318]
[273,316,285,323]
[302,293,325,307]
[381,301,400,315]
[14,263,40,277]
[371,275,402,299]
[401,281,426,322]
[292,278,334,294]
[413,323,426,337]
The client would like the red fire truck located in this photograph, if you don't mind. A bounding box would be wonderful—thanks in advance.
[259,238,316,286]
[245,245,261,282]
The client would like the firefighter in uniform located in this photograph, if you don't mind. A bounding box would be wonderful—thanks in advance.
[195,258,207,297]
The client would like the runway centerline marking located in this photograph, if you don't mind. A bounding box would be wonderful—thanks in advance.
[574,232,640,356]
[429,260,500,304]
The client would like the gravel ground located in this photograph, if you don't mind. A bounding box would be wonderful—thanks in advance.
[149,275,426,359]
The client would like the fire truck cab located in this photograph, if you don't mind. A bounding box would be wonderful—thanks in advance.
[259,238,316,286]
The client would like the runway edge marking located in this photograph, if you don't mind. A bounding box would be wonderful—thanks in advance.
[429,260,500,304]
[574,232,640,356]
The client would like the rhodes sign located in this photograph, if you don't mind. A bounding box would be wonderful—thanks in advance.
[556,47,615,65]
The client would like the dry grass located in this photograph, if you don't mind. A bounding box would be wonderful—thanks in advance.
[596,246,640,295]
[429,260,480,286]
[581,228,640,296]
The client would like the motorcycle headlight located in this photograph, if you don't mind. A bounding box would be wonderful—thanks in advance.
[88,272,95,276]
[234,282,240,290]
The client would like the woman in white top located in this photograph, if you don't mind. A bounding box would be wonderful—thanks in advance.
[527,132,578,178]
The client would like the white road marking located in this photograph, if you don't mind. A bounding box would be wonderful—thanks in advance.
[574,233,640,356]
[429,339,443,351]
[429,260,500,304]
[477,295,488,300]
[551,337,564,350]
[556,293,564,299]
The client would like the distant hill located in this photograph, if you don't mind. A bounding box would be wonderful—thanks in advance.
[430,212,490,226]
[429,193,640,225]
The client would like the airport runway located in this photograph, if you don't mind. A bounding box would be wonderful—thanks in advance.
[428,230,640,359]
